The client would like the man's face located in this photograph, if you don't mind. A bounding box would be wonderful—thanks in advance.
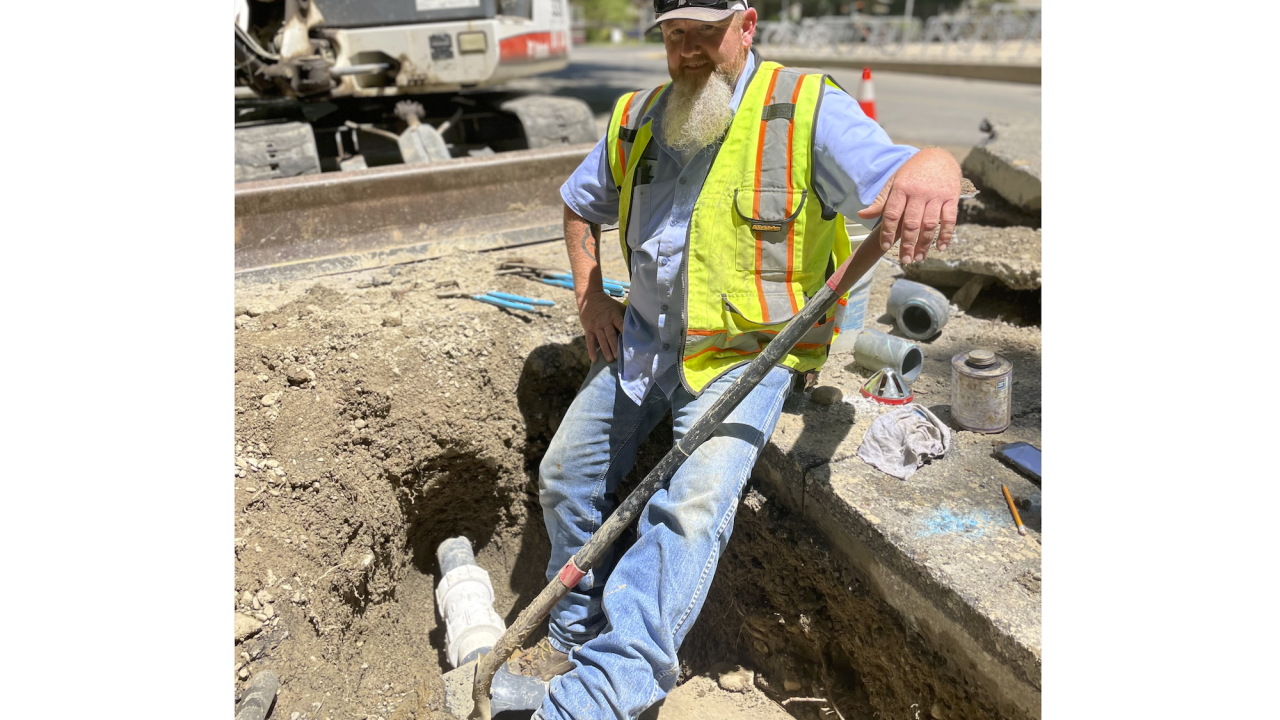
[660,9,757,84]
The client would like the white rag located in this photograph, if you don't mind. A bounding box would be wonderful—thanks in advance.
[857,403,951,480]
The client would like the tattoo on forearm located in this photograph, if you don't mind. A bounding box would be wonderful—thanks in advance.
[580,223,601,263]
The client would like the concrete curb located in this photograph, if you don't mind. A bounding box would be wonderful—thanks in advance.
[753,402,1042,719]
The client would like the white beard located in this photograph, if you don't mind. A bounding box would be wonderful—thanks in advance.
[660,64,738,154]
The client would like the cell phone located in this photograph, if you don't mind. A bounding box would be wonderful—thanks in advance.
[995,442,1041,483]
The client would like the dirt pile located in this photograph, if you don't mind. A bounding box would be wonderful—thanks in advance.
[234,250,593,719]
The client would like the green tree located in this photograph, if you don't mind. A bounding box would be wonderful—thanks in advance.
[574,0,638,41]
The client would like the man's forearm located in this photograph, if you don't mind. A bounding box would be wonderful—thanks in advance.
[563,204,606,309]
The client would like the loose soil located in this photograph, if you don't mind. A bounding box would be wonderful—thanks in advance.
[234,234,1038,720]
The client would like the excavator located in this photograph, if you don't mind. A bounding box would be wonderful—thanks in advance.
[235,0,599,181]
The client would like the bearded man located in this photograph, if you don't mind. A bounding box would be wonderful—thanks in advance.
[515,1,963,717]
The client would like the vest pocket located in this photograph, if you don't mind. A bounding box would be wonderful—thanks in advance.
[733,187,807,275]
[722,292,834,349]
[723,293,799,334]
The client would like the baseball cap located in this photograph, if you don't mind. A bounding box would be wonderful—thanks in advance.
[650,0,749,28]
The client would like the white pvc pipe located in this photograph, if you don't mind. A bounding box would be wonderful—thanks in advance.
[435,537,507,668]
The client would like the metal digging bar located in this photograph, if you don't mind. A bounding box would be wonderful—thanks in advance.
[466,226,888,720]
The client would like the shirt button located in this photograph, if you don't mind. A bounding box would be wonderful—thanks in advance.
[661,304,668,312]
[663,343,671,350]
[660,257,668,266]
[679,177,687,185]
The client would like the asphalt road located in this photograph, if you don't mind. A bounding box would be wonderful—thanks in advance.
[500,45,1041,158]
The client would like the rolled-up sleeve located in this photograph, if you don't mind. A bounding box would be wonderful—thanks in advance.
[559,135,619,226]
[811,83,919,230]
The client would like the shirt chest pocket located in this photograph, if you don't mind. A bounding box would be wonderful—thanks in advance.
[625,159,657,251]
[733,186,808,276]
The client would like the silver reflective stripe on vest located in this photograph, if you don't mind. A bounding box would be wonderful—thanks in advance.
[755,68,805,317]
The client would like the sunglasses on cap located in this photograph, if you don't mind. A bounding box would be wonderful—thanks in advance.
[653,0,734,15]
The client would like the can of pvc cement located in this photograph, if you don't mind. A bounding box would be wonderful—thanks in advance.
[829,234,875,355]
[950,349,1013,433]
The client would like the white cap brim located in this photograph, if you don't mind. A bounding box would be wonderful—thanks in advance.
[649,1,747,30]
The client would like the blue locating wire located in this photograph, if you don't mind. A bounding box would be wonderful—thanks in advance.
[545,271,630,289]
[471,294,535,312]
[538,276,625,297]
[538,277,576,290]
[485,291,555,306]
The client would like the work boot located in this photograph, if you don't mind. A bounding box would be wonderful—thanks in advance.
[506,637,573,681]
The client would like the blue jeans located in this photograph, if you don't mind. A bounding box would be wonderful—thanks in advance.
[533,359,792,720]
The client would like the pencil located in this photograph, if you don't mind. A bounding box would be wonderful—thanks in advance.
[1002,484,1027,536]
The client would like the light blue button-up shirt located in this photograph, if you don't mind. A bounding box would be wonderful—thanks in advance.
[561,51,918,406]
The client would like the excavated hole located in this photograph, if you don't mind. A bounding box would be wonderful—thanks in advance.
[370,341,1002,720]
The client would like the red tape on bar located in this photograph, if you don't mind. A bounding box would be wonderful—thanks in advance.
[557,560,586,588]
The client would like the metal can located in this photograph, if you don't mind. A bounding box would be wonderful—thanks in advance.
[950,349,1013,433]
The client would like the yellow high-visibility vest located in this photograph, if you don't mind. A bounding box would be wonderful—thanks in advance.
[606,60,852,395]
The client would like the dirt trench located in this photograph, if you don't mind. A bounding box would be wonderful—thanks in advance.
[233,250,1010,720]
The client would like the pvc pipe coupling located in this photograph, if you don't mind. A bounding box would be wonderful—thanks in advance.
[435,537,506,668]
[853,328,924,382]
[887,279,951,340]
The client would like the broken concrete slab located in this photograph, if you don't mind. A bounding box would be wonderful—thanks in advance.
[961,116,1041,213]
[904,224,1042,291]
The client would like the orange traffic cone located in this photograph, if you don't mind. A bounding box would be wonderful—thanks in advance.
[857,67,876,121]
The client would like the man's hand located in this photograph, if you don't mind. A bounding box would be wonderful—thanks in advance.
[857,147,962,264]
[579,290,625,363]
[563,204,626,363]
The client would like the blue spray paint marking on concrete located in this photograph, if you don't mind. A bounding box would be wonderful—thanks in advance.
[916,506,995,539]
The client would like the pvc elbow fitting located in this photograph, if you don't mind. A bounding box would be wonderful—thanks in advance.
[887,279,951,340]
[435,537,507,668]
[853,328,924,383]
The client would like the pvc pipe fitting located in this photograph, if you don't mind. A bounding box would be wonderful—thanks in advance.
[435,537,506,668]
[853,328,924,382]
[887,279,951,340]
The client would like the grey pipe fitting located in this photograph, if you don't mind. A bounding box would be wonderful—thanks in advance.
[853,328,924,382]
[887,279,951,340]
[490,663,553,714]
[437,536,476,575]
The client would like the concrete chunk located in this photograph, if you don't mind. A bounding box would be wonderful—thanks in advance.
[904,224,1042,291]
[235,612,263,643]
[961,116,1041,213]
[442,661,477,718]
